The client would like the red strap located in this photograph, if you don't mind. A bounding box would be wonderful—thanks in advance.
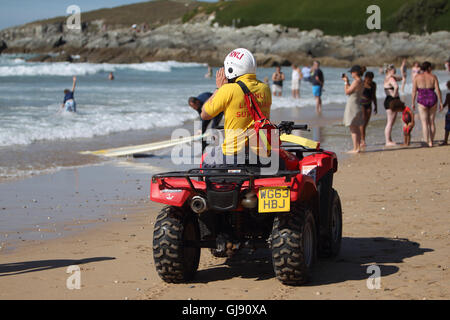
[236,81,265,122]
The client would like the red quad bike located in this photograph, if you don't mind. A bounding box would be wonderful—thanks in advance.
[150,121,342,285]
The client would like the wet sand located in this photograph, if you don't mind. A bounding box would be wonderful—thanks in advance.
[0,101,355,243]
[0,118,449,299]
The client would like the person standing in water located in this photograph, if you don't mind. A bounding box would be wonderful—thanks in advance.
[360,71,377,147]
[311,61,324,114]
[271,65,285,97]
[301,65,311,82]
[291,64,302,99]
[400,59,407,94]
[411,61,421,81]
[342,65,364,153]
[62,76,77,112]
[411,61,443,147]
[205,66,213,78]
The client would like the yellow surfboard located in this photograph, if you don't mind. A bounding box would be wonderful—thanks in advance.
[280,134,320,150]
[81,132,319,158]
[80,134,204,157]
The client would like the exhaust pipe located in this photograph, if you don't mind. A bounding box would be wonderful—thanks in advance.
[241,191,257,209]
[190,196,208,214]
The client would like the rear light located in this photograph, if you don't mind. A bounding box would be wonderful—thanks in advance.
[210,183,237,192]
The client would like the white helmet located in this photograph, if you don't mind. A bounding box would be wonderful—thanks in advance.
[224,48,257,80]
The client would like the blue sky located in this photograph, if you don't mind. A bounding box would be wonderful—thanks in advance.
[0,0,217,30]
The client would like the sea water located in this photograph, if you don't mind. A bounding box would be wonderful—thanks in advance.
[0,53,448,180]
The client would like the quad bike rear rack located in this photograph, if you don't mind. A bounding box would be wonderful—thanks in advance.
[152,167,300,192]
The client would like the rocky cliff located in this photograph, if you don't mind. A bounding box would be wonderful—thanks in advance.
[1,19,449,68]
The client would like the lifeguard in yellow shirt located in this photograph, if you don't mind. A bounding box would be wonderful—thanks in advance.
[201,48,272,167]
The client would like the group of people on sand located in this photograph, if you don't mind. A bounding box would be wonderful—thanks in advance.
[270,61,324,114]
[342,60,449,153]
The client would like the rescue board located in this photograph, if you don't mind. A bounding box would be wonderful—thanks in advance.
[80,134,204,157]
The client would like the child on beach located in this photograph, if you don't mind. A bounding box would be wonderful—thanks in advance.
[401,105,414,146]
[440,81,450,145]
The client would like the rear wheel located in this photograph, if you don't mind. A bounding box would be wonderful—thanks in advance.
[319,189,342,258]
[153,206,200,283]
[271,203,317,285]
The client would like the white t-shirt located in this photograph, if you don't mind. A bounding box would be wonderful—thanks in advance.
[292,69,300,82]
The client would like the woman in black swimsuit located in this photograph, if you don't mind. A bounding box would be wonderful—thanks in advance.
[360,71,377,147]
[384,65,405,146]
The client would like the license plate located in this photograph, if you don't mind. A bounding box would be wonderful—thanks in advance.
[258,187,290,213]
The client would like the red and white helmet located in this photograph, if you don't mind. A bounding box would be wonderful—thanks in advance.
[224,48,256,80]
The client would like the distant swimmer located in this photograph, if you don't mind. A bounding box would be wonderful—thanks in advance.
[62,76,77,112]
[205,66,213,78]
[271,65,285,97]
[108,72,114,80]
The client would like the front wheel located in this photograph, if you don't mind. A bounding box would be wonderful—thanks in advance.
[153,206,200,283]
[271,203,317,285]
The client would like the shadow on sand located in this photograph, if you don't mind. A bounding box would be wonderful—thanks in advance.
[192,237,432,285]
[0,257,116,277]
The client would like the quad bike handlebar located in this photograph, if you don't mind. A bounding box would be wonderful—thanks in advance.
[277,121,309,134]
[214,121,309,134]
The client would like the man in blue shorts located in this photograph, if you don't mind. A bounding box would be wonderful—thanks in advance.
[311,61,324,114]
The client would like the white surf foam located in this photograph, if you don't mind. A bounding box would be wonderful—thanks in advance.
[0,105,198,147]
[0,60,205,77]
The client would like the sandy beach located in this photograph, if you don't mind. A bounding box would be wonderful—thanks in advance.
[1,124,448,300]
[1,0,449,303]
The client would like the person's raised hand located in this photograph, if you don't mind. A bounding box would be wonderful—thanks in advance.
[216,67,227,89]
